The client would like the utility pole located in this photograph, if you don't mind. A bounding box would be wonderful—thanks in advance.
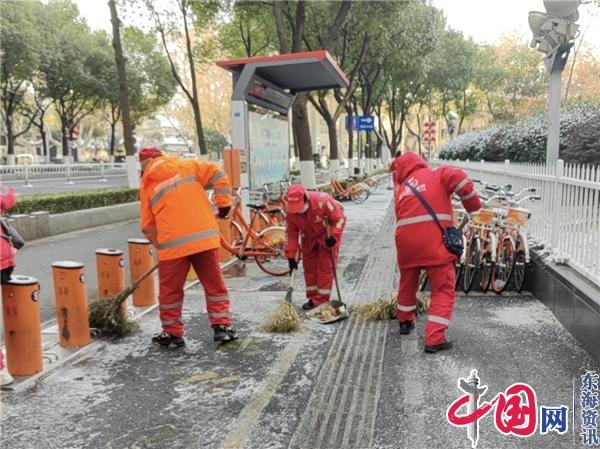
[109,0,138,188]
[528,0,580,165]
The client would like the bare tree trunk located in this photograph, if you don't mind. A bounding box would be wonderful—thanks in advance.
[326,117,338,162]
[181,0,206,155]
[293,93,313,163]
[109,0,135,156]
[109,122,117,155]
[5,115,13,156]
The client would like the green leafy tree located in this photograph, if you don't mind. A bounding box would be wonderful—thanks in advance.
[97,27,177,154]
[429,29,477,136]
[204,127,228,158]
[38,0,112,158]
[0,0,41,158]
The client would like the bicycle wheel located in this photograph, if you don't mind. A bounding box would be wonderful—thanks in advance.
[491,238,515,294]
[254,226,290,276]
[454,263,463,291]
[229,221,244,248]
[351,187,370,204]
[513,250,526,293]
[418,270,428,292]
[480,251,494,293]
[368,179,378,193]
[462,236,480,293]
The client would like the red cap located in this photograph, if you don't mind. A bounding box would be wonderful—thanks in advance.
[139,147,162,169]
[285,184,308,214]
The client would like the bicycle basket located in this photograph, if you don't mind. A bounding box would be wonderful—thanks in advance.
[506,207,530,227]
[473,209,495,225]
[249,189,267,204]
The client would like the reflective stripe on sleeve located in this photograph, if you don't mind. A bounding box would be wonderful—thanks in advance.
[453,178,469,193]
[335,218,345,229]
[213,188,230,195]
[157,229,220,250]
[142,228,157,235]
[206,295,229,302]
[327,201,334,212]
[460,190,478,200]
[396,214,453,228]
[306,285,318,292]
[150,176,197,206]
[428,314,450,326]
[397,304,416,312]
[317,289,331,295]
[207,171,226,187]
[159,300,183,310]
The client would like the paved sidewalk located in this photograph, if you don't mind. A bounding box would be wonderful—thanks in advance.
[2,186,599,449]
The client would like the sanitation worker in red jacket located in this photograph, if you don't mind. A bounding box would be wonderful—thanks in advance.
[284,185,346,310]
[139,147,237,347]
[394,152,481,353]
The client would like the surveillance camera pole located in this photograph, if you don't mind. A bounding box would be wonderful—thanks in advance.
[545,42,573,165]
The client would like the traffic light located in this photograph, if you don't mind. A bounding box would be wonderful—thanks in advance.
[529,0,580,55]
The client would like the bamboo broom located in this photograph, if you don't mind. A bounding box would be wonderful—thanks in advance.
[89,263,159,337]
[262,269,301,333]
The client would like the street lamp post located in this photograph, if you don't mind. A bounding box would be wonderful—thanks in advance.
[529,0,581,165]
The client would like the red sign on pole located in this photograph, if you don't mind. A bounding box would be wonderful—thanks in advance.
[422,121,436,142]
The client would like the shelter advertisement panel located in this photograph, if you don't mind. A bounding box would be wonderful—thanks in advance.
[248,109,289,189]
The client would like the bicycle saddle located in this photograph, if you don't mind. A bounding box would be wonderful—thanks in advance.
[264,208,283,215]
[247,204,266,210]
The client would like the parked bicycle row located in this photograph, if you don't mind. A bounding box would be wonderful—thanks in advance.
[420,180,541,294]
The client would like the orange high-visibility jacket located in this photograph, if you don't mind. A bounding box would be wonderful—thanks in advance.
[140,157,231,261]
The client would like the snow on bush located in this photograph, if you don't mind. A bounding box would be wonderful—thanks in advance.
[440,104,600,164]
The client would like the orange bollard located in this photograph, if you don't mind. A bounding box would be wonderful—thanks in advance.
[127,238,156,306]
[218,217,232,263]
[2,275,43,376]
[52,261,91,348]
[95,248,127,314]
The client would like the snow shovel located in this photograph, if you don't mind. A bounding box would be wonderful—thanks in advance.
[306,221,349,324]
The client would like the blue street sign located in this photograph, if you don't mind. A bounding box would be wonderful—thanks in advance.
[355,115,375,131]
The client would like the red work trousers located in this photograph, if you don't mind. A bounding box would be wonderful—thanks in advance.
[158,248,231,337]
[396,262,455,346]
[302,243,340,306]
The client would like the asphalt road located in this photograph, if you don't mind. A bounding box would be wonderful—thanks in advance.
[16,219,142,324]
[3,174,129,196]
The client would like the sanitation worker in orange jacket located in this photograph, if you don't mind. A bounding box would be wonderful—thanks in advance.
[139,148,237,347]
[394,152,481,353]
[284,185,346,310]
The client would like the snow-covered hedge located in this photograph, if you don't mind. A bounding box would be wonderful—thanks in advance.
[439,104,600,164]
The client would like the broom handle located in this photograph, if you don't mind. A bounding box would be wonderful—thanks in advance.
[325,220,343,303]
[131,263,159,289]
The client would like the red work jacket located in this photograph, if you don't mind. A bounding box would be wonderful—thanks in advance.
[285,191,346,259]
[393,152,481,269]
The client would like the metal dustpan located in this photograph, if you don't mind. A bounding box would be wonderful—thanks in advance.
[306,300,349,324]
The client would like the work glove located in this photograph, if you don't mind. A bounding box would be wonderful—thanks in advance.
[288,258,298,271]
[326,236,337,248]
[217,206,231,219]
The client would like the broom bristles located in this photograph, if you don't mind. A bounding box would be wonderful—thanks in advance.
[355,294,397,321]
[262,300,301,333]
[355,291,431,321]
[88,287,140,338]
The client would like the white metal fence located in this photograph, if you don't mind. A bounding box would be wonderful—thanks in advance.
[0,163,127,183]
[431,159,600,287]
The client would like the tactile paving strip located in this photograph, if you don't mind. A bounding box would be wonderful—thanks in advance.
[289,204,397,449]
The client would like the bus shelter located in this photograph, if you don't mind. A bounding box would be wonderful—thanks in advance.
[217,50,348,190]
